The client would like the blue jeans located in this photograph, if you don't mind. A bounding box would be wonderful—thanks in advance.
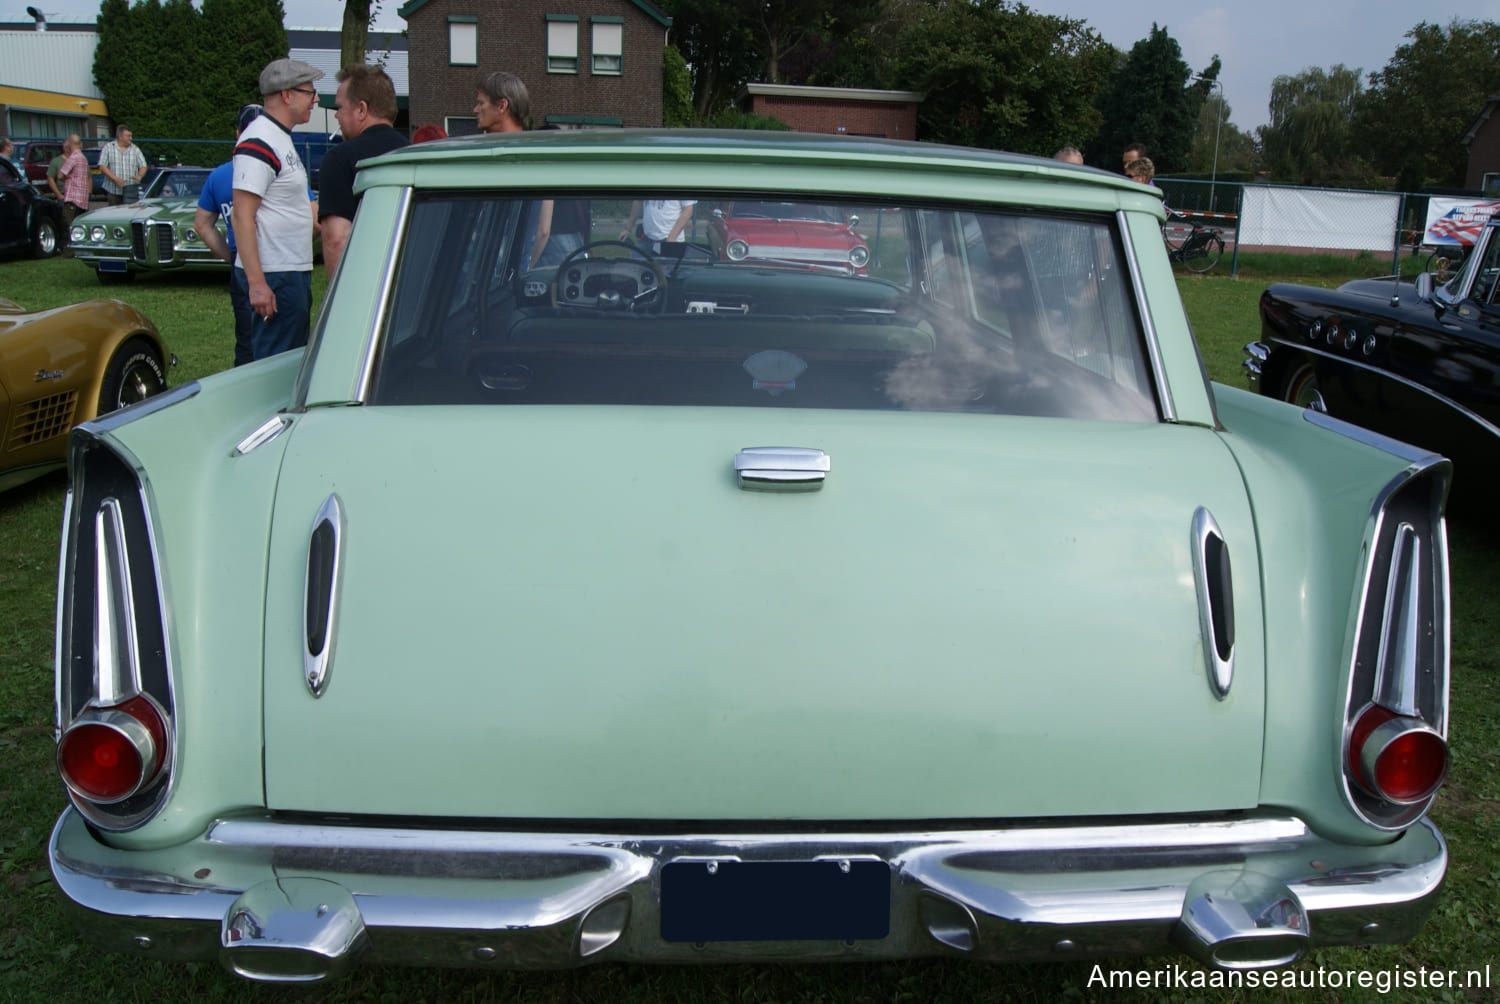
[535,231,585,270]
[228,267,255,366]
[237,268,311,361]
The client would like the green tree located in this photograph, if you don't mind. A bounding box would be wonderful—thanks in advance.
[1186,89,1257,176]
[893,0,1116,155]
[662,45,692,128]
[96,0,287,161]
[1257,65,1373,186]
[1089,26,1212,173]
[1354,19,1500,191]
[658,0,761,121]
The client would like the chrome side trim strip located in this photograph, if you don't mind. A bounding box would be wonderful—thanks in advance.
[1117,210,1174,422]
[1376,523,1421,717]
[1286,345,1500,442]
[81,381,200,435]
[93,499,141,705]
[1302,409,1444,465]
[354,187,414,404]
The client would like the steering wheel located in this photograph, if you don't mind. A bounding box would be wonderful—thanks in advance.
[552,240,667,312]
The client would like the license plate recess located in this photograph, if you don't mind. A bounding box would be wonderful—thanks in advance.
[98,259,129,273]
[660,859,890,942]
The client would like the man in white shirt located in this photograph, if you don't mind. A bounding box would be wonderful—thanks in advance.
[233,58,322,360]
[621,199,696,255]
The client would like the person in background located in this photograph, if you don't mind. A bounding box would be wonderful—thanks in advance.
[0,137,14,167]
[55,136,91,255]
[233,58,323,360]
[46,144,66,198]
[620,199,696,255]
[195,104,264,366]
[411,123,447,143]
[1122,142,1148,174]
[99,126,147,204]
[474,72,528,134]
[318,64,408,275]
[1053,147,1084,165]
[1125,157,1155,186]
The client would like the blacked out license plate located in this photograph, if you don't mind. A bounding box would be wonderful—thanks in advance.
[98,260,129,273]
[660,859,891,943]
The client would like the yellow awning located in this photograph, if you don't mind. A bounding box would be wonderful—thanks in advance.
[0,85,107,117]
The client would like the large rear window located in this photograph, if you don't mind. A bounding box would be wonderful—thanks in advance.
[369,192,1158,421]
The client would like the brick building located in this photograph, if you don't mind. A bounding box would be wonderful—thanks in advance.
[398,0,670,134]
[741,84,924,141]
[1461,92,1500,195]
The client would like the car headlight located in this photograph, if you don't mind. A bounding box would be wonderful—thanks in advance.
[90,225,106,242]
[726,239,749,261]
[182,228,199,244]
[849,245,870,268]
[111,226,127,241]
[71,225,87,242]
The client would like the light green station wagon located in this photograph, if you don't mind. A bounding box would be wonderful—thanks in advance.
[49,130,1451,981]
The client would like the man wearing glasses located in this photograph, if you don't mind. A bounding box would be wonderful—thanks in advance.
[233,58,323,360]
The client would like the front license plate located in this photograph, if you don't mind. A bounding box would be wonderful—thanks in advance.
[660,859,890,942]
[97,260,128,273]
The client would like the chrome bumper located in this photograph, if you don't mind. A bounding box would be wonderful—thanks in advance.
[51,809,1445,982]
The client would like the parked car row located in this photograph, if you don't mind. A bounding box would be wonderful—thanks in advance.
[35,130,1452,986]
[1246,213,1500,498]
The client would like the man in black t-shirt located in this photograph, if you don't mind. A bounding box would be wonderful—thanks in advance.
[319,64,408,274]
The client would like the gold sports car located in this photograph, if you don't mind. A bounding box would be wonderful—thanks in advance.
[0,297,171,492]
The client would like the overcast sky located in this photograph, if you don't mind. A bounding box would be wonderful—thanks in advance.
[10,0,1500,132]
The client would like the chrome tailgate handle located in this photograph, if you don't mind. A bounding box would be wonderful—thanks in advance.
[734,447,830,492]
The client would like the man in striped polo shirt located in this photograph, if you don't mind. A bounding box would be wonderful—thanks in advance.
[233,58,323,360]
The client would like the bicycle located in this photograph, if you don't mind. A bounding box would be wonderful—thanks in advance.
[1162,209,1224,273]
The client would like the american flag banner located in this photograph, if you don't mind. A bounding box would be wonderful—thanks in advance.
[1423,198,1500,247]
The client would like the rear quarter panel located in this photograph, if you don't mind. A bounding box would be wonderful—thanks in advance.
[80,352,302,848]
[1213,383,1442,844]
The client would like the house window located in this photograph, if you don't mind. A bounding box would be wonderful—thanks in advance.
[446,116,480,137]
[591,18,623,75]
[448,17,477,66]
[547,15,579,74]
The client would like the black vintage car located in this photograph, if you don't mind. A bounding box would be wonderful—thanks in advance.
[0,157,62,258]
[1246,217,1500,496]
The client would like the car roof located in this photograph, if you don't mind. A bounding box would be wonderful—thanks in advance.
[355,129,1161,213]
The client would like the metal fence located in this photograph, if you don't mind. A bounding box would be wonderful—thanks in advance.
[1157,177,1477,276]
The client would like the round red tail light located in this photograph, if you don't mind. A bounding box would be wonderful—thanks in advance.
[1349,704,1449,805]
[57,696,166,804]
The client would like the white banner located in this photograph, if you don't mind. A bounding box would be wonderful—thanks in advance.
[1238,186,1400,252]
[1423,198,1500,247]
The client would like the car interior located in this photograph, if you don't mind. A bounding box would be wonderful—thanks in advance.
[364,192,1160,422]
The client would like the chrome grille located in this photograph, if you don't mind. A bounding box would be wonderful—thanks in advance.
[8,390,78,448]
[130,221,175,265]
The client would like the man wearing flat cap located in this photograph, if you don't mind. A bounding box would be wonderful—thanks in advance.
[233,57,322,360]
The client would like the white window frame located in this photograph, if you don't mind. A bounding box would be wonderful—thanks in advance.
[448,18,477,66]
[591,18,623,75]
[547,16,579,74]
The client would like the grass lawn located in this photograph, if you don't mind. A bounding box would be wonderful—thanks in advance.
[0,251,1495,1003]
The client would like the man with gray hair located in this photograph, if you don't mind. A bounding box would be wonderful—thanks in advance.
[474,71,528,134]
[233,57,322,360]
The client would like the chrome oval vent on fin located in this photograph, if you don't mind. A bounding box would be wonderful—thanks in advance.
[303,494,345,697]
[1191,507,1234,699]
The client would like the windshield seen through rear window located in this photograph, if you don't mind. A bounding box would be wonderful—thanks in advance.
[368,193,1158,421]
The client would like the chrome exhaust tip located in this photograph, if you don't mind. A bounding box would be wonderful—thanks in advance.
[220,877,367,982]
[1174,869,1309,970]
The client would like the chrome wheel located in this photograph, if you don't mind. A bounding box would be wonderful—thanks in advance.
[1282,362,1325,412]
